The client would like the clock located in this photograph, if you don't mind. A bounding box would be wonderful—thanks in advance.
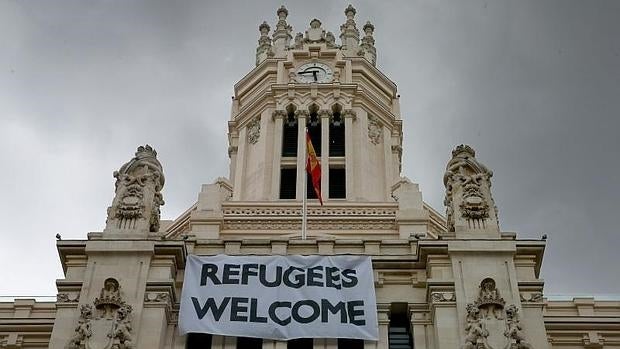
[296,62,333,83]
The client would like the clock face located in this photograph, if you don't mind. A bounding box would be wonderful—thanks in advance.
[296,62,333,83]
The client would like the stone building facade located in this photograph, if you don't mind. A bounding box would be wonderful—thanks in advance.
[1,5,619,349]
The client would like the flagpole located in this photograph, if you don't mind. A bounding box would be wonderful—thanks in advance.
[302,127,308,240]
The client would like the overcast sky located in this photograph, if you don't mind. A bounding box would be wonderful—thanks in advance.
[1,0,619,298]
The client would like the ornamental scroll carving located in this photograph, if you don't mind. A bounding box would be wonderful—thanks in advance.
[444,145,499,233]
[368,115,382,145]
[247,116,261,145]
[461,278,532,349]
[66,278,134,349]
[105,145,165,234]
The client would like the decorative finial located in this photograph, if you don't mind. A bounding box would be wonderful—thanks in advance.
[272,6,292,55]
[359,21,377,65]
[256,21,274,65]
[277,5,288,18]
[259,21,270,35]
[363,21,374,34]
[345,4,357,17]
[340,4,360,55]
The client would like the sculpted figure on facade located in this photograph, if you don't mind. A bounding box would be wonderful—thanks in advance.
[111,303,134,349]
[505,305,533,349]
[66,305,93,349]
[105,145,165,234]
[368,115,383,145]
[444,145,499,234]
[305,19,326,43]
[462,303,488,349]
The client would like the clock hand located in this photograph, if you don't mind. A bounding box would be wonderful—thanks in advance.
[312,70,318,81]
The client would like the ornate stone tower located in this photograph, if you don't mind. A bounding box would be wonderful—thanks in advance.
[177,4,445,242]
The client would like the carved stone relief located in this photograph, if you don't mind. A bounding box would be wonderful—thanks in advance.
[431,292,457,303]
[247,116,261,145]
[368,115,383,145]
[461,278,532,349]
[520,292,543,303]
[444,145,499,233]
[105,145,165,234]
[66,278,134,349]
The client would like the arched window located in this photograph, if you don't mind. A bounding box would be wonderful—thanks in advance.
[282,105,298,157]
[329,104,345,156]
[307,104,321,156]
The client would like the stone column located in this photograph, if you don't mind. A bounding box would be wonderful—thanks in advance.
[271,110,285,200]
[367,303,390,349]
[381,126,392,201]
[343,109,356,200]
[232,126,247,201]
[295,110,308,200]
[320,109,330,201]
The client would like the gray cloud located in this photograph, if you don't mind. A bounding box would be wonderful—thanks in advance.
[1,0,618,297]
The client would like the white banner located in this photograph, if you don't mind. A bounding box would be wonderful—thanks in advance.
[179,255,378,341]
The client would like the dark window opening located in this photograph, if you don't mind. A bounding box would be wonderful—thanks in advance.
[288,338,313,349]
[236,337,262,349]
[186,333,212,349]
[338,338,364,349]
[329,168,346,199]
[307,108,321,156]
[329,111,345,156]
[280,168,297,199]
[282,111,298,157]
[389,303,413,349]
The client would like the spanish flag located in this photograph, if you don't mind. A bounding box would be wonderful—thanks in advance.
[306,130,323,205]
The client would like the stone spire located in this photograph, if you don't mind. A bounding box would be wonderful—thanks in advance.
[272,6,292,56]
[104,145,165,235]
[359,21,376,65]
[256,21,274,66]
[339,4,360,56]
[443,145,500,236]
